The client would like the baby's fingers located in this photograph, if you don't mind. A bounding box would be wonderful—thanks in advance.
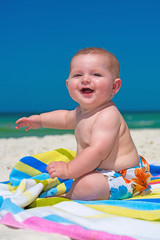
[15,117,30,130]
[15,117,28,124]
[50,171,57,179]
[47,164,57,179]
[25,127,30,131]
[46,162,56,171]
[15,122,28,129]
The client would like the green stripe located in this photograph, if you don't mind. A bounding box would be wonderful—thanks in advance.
[27,196,70,208]
[55,148,75,161]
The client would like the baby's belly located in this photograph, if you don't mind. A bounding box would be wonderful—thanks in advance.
[98,153,139,172]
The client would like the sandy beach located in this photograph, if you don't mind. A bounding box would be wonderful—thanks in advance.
[0,129,160,239]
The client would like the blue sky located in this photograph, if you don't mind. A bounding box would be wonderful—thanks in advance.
[0,0,160,113]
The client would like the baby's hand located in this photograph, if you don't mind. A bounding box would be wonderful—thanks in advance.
[47,161,69,179]
[15,115,42,131]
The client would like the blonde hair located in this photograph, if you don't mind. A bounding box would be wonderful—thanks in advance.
[70,47,120,79]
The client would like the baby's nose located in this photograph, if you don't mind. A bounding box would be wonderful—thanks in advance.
[81,75,91,85]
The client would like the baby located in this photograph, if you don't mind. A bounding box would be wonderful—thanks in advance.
[16,47,151,200]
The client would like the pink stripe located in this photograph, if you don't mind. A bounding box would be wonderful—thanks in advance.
[148,181,160,185]
[0,213,135,240]
[0,213,25,229]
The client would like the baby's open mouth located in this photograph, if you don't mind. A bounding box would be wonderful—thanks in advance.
[81,88,94,94]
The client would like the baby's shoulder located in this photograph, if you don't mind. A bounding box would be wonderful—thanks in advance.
[95,104,122,127]
[99,103,120,118]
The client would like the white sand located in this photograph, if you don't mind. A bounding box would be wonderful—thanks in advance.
[0,129,160,239]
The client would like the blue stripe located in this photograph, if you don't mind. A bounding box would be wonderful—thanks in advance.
[139,156,143,167]
[0,196,4,207]
[31,173,51,181]
[39,186,58,198]
[39,179,73,198]
[0,198,23,214]
[76,199,160,210]
[57,177,65,183]
[151,176,160,180]
[9,168,31,186]
[43,214,75,224]
[20,156,48,173]
[0,181,10,184]
[150,165,160,176]
[130,198,160,203]
[43,214,88,230]
[64,179,74,192]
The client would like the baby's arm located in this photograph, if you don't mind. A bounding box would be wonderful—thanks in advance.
[16,110,76,131]
[47,110,120,179]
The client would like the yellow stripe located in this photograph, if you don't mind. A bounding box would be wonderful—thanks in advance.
[85,213,114,219]
[32,149,76,164]
[22,190,34,203]
[7,184,18,193]
[150,187,160,193]
[129,188,160,200]
[56,182,66,195]
[131,194,160,200]
[17,180,26,193]
[15,161,42,176]
[35,178,60,192]
[150,179,160,183]
[28,196,70,208]
[84,204,160,221]
[48,205,115,219]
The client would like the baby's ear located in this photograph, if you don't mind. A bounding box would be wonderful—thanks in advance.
[112,78,121,95]
[66,79,69,88]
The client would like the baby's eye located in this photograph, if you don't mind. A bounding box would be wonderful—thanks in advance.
[74,74,82,77]
[93,73,102,77]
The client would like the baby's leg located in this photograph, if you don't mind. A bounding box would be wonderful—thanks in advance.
[66,172,110,200]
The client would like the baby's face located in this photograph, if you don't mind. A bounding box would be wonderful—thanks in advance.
[67,54,117,110]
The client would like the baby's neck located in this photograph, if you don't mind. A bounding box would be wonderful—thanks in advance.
[79,101,114,115]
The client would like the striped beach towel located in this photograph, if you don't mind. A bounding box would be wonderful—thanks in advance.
[0,148,160,240]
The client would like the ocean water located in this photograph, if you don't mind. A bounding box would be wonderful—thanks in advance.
[0,112,160,138]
